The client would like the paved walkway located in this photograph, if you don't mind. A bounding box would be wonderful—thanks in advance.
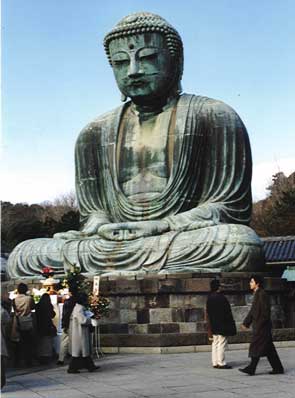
[2,347,294,398]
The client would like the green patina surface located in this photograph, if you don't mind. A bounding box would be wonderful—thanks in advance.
[7,12,264,278]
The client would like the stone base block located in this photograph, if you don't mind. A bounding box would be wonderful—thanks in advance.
[3,272,295,350]
[100,329,295,348]
[95,272,295,348]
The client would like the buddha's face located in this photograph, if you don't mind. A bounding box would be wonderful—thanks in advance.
[109,33,175,103]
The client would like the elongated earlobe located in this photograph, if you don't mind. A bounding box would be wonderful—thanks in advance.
[177,81,183,95]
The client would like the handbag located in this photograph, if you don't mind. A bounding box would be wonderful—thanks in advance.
[18,314,34,331]
[13,299,33,331]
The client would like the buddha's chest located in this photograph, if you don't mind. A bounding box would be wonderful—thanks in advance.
[117,106,174,198]
[120,128,167,173]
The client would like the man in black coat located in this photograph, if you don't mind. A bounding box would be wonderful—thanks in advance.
[239,275,284,376]
[206,279,237,369]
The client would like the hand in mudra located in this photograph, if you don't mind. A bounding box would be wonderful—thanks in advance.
[54,213,106,239]
[97,220,170,241]
[54,230,86,240]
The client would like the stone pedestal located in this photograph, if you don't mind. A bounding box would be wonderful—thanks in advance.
[96,272,295,350]
[2,272,295,353]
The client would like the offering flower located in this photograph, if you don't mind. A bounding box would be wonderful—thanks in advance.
[32,287,47,303]
[41,266,55,278]
[61,266,110,321]
[61,265,91,295]
[88,294,110,320]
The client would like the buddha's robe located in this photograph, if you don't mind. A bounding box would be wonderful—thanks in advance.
[7,94,264,278]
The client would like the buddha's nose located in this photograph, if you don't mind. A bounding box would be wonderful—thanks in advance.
[127,59,143,78]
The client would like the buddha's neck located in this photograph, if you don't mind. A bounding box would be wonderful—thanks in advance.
[132,95,178,122]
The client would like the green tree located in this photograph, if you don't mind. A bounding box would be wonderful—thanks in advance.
[251,172,295,236]
[1,192,79,253]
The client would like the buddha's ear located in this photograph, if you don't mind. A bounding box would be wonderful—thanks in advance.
[121,93,127,102]
[177,81,183,95]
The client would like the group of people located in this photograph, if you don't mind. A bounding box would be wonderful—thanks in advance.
[1,274,285,388]
[206,275,284,375]
[4,283,56,368]
[1,283,99,388]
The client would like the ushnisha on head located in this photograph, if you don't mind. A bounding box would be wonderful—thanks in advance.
[103,12,184,103]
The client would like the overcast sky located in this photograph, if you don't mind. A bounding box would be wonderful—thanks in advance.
[2,0,295,204]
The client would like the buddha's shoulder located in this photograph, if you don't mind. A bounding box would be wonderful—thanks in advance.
[77,104,124,139]
[182,93,239,116]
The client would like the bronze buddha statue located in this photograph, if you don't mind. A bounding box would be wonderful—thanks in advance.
[8,12,264,278]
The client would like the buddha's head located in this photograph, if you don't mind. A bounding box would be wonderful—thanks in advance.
[104,12,183,105]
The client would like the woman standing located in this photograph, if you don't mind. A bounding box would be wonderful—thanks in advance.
[35,293,56,364]
[68,292,99,373]
[11,283,35,367]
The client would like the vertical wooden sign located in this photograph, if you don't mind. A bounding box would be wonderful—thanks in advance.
[93,276,100,295]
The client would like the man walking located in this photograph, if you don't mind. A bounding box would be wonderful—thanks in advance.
[206,279,237,369]
[239,275,284,376]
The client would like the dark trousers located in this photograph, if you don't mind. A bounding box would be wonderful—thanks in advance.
[68,356,96,371]
[14,330,34,366]
[1,356,6,388]
[248,342,284,373]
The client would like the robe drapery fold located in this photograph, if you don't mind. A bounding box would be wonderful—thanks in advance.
[7,94,263,278]
[76,94,252,228]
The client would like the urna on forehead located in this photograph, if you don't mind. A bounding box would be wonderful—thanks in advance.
[104,12,183,64]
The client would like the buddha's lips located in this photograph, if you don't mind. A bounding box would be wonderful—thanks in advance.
[128,80,146,87]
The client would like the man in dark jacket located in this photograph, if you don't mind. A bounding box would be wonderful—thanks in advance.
[206,279,237,369]
[239,275,284,376]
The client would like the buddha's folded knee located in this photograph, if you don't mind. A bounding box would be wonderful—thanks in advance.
[7,238,65,278]
[164,224,264,272]
[172,224,262,247]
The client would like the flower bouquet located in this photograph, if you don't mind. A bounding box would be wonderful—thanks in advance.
[61,265,91,295]
[61,266,110,325]
[88,293,110,325]
[32,287,47,303]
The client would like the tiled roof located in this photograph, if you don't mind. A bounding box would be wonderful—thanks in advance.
[262,236,295,263]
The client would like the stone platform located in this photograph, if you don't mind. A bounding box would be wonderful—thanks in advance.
[96,272,295,349]
[2,272,295,351]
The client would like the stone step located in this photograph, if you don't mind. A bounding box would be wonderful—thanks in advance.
[99,329,295,347]
[100,322,207,334]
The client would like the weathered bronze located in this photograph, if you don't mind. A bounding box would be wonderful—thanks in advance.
[8,12,264,278]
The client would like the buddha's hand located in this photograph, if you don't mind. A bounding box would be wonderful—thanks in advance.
[53,230,86,240]
[97,220,170,241]
[81,213,109,235]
